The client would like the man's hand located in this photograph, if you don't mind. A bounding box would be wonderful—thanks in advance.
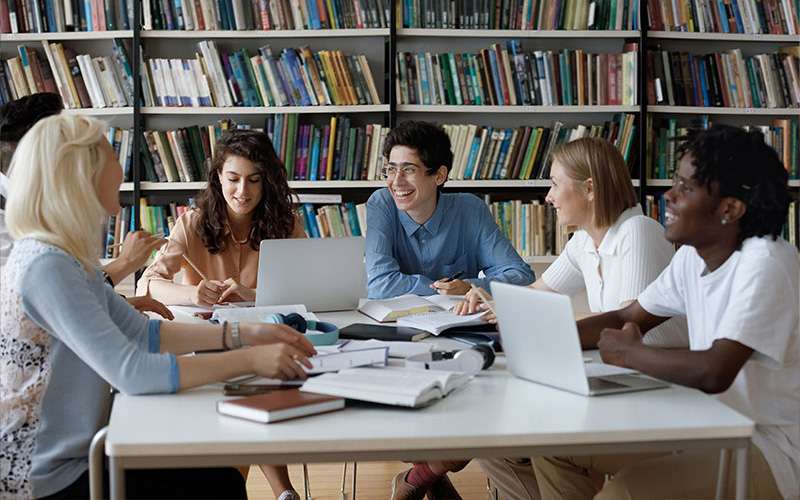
[126,295,174,320]
[430,278,471,295]
[598,322,644,367]
[218,278,256,303]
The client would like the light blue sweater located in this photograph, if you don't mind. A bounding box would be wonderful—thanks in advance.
[0,238,178,498]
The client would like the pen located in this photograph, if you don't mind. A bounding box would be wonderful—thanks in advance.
[469,284,497,316]
[442,271,464,282]
[107,232,165,249]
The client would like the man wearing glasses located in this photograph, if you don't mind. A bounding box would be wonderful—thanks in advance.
[365,120,534,299]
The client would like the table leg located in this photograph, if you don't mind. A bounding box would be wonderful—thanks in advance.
[110,457,126,500]
[715,449,731,500]
[735,444,749,500]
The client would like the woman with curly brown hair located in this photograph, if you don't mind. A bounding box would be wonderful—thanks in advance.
[136,129,306,500]
[137,129,305,306]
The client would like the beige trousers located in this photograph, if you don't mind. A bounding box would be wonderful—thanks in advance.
[480,446,782,500]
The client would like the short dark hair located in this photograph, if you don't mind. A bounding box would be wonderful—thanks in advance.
[0,93,64,175]
[382,121,453,189]
[0,93,64,142]
[677,124,791,246]
[196,130,295,253]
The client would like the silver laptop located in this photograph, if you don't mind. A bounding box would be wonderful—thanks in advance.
[256,237,366,312]
[491,282,669,396]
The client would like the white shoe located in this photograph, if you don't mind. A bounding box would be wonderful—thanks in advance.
[278,490,302,500]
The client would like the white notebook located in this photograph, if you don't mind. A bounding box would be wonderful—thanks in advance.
[358,294,465,322]
[211,305,317,323]
[300,366,472,407]
[397,310,488,335]
[306,346,388,374]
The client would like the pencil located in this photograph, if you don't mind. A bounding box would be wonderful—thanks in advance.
[181,253,208,282]
[469,284,496,316]
[107,233,165,249]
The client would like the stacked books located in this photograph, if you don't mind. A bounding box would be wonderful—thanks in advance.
[490,199,574,257]
[396,41,638,106]
[0,0,132,33]
[141,42,381,108]
[1,40,133,108]
[646,47,800,109]
[645,194,667,227]
[648,0,798,34]
[401,0,639,30]
[265,115,388,180]
[442,115,638,182]
[298,202,366,238]
[647,116,799,180]
[142,0,390,30]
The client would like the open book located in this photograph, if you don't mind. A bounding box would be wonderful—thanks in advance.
[307,346,388,374]
[397,311,488,335]
[300,366,472,408]
[358,294,466,322]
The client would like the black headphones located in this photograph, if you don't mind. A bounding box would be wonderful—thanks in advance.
[404,344,495,375]
[265,313,340,346]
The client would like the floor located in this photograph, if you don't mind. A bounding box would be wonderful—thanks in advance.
[246,462,492,500]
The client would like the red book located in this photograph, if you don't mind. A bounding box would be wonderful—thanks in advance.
[216,389,344,423]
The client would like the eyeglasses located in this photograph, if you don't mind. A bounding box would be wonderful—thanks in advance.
[380,163,421,180]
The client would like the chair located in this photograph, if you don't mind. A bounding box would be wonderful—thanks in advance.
[300,463,357,500]
[89,426,108,500]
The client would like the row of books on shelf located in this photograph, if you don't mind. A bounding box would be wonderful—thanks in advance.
[647,47,800,109]
[491,199,571,257]
[140,42,380,108]
[0,0,132,33]
[647,0,798,34]
[647,116,798,180]
[443,113,637,180]
[142,0,390,30]
[298,202,366,238]
[400,0,639,30]
[103,201,193,258]
[396,42,638,106]
[0,40,133,108]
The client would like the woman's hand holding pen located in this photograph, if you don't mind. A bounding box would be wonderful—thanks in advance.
[192,279,228,307]
[454,286,497,324]
[218,278,256,303]
[430,271,471,295]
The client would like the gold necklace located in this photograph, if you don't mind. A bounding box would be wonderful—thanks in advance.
[227,223,250,245]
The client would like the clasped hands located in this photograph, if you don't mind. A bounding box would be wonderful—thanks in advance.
[193,278,255,306]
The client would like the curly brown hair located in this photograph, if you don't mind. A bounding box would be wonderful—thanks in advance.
[196,130,295,254]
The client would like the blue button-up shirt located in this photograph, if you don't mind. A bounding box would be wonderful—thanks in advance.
[366,189,535,299]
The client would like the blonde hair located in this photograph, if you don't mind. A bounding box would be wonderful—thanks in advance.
[551,137,637,228]
[6,113,110,271]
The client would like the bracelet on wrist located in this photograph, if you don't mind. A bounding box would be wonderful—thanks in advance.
[231,322,243,349]
[222,321,230,350]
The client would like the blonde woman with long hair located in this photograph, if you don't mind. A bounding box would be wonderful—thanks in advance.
[0,113,316,499]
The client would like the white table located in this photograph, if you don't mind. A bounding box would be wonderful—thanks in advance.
[104,310,754,499]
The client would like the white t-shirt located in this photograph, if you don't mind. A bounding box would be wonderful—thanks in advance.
[638,237,800,500]
[542,205,688,347]
[0,173,11,273]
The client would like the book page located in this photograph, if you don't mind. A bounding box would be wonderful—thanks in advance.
[211,305,313,323]
[398,310,488,335]
[425,294,467,311]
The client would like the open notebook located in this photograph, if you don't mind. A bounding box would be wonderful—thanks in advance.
[358,295,466,322]
[300,366,472,408]
[397,310,488,335]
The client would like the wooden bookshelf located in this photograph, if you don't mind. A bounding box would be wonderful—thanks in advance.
[140,29,390,38]
[397,105,640,113]
[1,30,133,41]
[648,31,800,42]
[649,106,800,116]
[140,105,390,115]
[119,182,134,192]
[397,29,639,38]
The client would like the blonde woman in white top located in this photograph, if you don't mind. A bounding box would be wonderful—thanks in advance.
[457,137,688,348]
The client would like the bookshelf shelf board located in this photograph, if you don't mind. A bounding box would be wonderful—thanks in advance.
[140,29,390,38]
[649,106,800,115]
[649,179,800,188]
[140,180,642,190]
[523,255,558,264]
[397,105,640,113]
[63,107,134,116]
[1,30,134,41]
[141,105,389,115]
[791,181,800,187]
[120,183,134,192]
[397,29,639,38]
[648,31,800,42]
